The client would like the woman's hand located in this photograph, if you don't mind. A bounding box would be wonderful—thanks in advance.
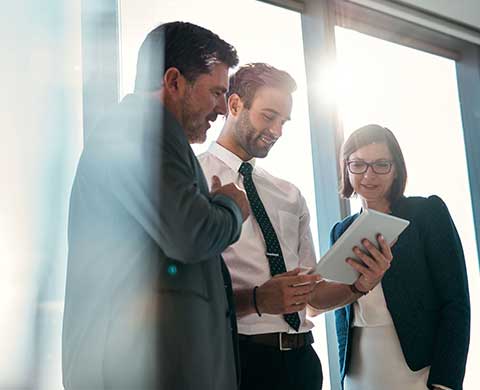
[347,234,393,293]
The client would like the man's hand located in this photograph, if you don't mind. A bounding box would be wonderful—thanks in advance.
[347,234,393,293]
[210,175,249,221]
[256,268,322,314]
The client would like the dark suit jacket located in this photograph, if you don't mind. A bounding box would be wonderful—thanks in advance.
[333,196,470,390]
[62,94,242,389]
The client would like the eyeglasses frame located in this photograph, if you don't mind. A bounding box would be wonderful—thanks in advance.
[346,159,394,175]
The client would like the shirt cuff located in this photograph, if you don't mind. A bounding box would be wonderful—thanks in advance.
[432,384,452,390]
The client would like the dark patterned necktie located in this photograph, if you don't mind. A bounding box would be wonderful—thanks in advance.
[239,162,301,331]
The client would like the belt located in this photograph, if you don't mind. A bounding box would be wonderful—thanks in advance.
[239,331,314,351]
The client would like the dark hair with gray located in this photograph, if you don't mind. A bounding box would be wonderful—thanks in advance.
[228,63,297,109]
[134,21,239,92]
[339,124,407,203]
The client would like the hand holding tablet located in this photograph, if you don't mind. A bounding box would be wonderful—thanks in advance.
[292,267,321,286]
[313,209,409,284]
[255,268,321,314]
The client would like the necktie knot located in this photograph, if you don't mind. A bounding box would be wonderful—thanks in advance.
[239,162,253,177]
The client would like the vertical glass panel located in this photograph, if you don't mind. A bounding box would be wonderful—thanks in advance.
[119,0,329,387]
[0,1,83,389]
[335,26,479,388]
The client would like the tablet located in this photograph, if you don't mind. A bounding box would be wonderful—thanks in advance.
[313,209,410,284]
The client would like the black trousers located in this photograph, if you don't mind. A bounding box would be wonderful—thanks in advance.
[239,339,323,390]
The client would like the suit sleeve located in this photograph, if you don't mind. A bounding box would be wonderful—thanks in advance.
[421,196,470,390]
[105,120,242,264]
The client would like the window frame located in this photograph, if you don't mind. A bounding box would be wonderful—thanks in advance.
[81,0,120,140]
[296,1,480,389]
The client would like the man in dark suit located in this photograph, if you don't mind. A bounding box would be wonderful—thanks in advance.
[62,22,249,390]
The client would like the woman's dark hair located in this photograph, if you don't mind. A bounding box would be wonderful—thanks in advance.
[134,21,239,92]
[339,124,407,204]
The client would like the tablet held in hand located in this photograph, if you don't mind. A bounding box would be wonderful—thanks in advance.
[313,210,409,284]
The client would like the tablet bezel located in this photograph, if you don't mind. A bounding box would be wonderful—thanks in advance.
[313,209,410,284]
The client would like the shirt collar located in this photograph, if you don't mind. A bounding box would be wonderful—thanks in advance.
[207,142,256,173]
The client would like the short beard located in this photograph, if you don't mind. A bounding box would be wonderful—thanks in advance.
[235,110,269,158]
[180,89,205,144]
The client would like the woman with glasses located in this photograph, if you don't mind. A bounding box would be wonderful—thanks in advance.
[332,124,470,390]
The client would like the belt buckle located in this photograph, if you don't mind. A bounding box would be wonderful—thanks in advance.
[279,333,292,351]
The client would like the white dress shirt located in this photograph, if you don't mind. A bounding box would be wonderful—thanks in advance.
[198,142,316,335]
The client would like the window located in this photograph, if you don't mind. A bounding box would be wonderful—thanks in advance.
[335,26,479,388]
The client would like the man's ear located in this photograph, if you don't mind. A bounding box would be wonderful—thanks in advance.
[163,67,186,97]
[228,93,244,117]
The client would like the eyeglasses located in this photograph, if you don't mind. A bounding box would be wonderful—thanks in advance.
[347,160,394,175]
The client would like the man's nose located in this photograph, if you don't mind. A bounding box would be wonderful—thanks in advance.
[216,96,227,116]
[269,120,283,138]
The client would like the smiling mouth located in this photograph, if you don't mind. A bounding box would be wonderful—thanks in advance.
[260,136,276,146]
